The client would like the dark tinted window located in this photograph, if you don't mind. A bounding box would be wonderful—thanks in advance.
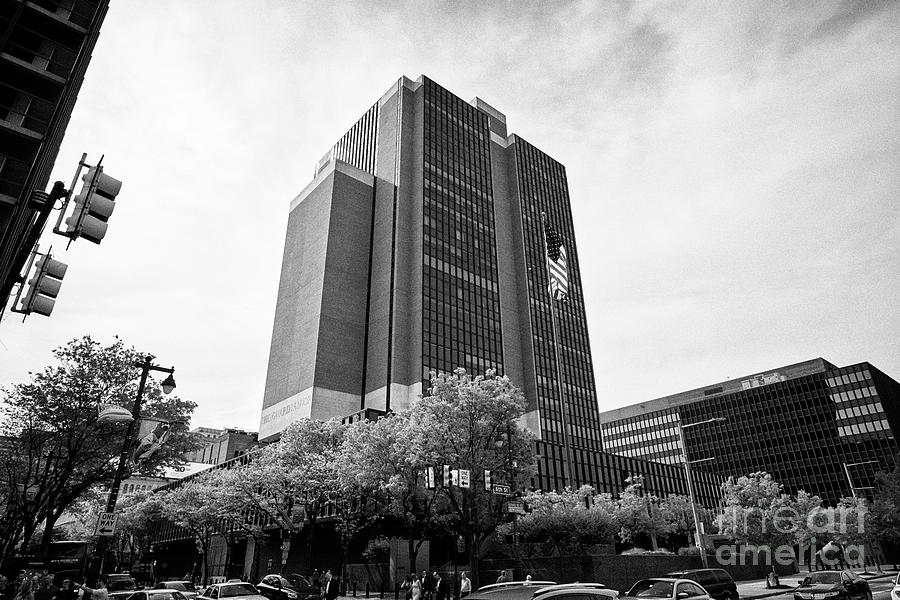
[628,581,674,598]
[219,585,258,598]
[712,571,733,584]
[677,583,705,598]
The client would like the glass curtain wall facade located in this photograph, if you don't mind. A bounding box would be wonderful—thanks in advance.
[513,138,604,489]
[262,74,727,504]
[422,79,503,378]
[600,358,900,505]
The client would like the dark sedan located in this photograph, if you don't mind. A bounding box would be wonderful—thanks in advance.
[257,574,320,600]
[794,571,871,600]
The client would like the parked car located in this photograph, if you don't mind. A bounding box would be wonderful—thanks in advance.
[469,581,558,600]
[126,590,189,600]
[666,569,738,600]
[622,578,711,600]
[794,570,872,600]
[257,574,320,600]
[198,582,267,600]
[532,584,619,600]
[154,582,200,600]
[106,574,138,600]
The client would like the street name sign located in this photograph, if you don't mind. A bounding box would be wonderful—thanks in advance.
[492,483,511,496]
[96,512,117,536]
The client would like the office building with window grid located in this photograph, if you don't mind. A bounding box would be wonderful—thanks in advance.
[259,75,725,501]
[0,0,109,314]
[599,358,900,505]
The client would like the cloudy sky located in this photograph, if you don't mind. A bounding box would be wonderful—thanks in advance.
[1,0,898,431]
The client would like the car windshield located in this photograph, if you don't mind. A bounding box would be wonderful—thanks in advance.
[805,573,841,585]
[629,581,674,598]
[168,584,196,593]
[219,585,258,597]
[283,575,311,589]
[108,580,137,592]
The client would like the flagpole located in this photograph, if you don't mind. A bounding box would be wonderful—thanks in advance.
[540,212,576,490]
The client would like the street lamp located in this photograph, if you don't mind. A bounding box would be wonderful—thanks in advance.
[843,460,879,498]
[90,354,175,579]
[678,416,726,569]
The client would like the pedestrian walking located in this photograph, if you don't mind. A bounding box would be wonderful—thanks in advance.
[420,572,433,600]
[322,571,339,600]
[13,578,34,600]
[433,573,446,600]
[35,576,57,600]
[411,575,421,600]
[459,573,470,599]
[79,579,108,600]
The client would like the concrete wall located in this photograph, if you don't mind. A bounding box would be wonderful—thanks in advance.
[260,162,374,441]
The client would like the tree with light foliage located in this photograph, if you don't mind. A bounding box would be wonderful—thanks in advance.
[160,475,224,585]
[337,411,454,574]
[110,489,167,572]
[0,335,197,568]
[869,466,900,564]
[414,369,536,586]
[496,485,616,556]
[614,475,673,550]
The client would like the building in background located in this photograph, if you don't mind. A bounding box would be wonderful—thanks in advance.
[184,426,258,465]
[599,358,900,505]
[0,0,109,313]
[259,74,721,500]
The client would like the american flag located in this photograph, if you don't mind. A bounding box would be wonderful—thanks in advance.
[544,221,569,302]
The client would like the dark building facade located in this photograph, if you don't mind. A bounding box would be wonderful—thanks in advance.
[599,358,900,505]
[0,0,108,313]
[260,75,723,503]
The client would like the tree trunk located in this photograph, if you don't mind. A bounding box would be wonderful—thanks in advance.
[40,512,60,553]
[650,532,659,551]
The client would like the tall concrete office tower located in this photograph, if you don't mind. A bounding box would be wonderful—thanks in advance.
[260,76,605,491]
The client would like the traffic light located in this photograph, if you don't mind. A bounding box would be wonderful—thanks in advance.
[443,465,451,487]
[425,467,435,490]
[19,254,68,316]
[484,469,492,491]
[63,166,122,244]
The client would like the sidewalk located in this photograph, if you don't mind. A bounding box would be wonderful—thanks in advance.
[738,567,899,600]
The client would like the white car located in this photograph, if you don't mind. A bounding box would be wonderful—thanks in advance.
[891,573,899,600]
[198,582,267,600]
[622,578,711,600]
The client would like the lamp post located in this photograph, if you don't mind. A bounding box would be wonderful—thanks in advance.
[678,416,726,568]
[842,460,879,498]
[91,354,175,579]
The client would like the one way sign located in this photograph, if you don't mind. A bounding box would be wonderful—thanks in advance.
[95,512,118,536]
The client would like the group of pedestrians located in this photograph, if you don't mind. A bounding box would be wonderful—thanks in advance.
[0,572,102,600]
[400,571,470,600]
[309,569,339,600]
[0,572,110,600]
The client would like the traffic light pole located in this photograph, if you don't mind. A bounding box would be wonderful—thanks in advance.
[89,355,174,581]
